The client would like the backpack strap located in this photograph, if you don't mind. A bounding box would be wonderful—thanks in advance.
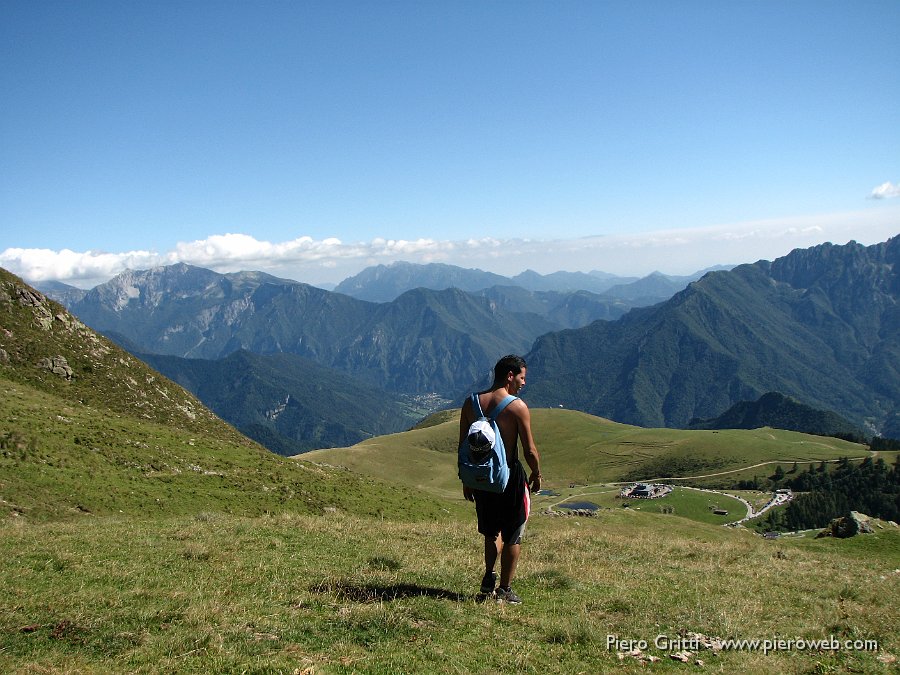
[488,395,518,421]
[471,392,484,417]
[471,393,518,420]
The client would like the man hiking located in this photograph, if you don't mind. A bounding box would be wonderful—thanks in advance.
[459,354,542,604]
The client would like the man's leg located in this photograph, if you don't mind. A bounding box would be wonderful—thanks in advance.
[499,540,520,588]
[479,534,500,595]
[483,534,499,574]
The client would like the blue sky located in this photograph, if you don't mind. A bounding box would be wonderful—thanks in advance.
[2,0,898,287]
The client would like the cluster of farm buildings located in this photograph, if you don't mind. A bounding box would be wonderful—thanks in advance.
[619,483,673,499]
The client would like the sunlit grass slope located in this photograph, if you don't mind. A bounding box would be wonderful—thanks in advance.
[0,377,461,523]
[2,508,897,674]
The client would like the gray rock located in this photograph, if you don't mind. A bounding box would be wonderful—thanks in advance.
[37,355,74,380]
[17,286,54,330]
[817,511,875,538]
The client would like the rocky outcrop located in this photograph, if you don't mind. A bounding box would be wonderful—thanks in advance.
[816,511,875,538]
[37,355,74,380]
[17,287,54,330]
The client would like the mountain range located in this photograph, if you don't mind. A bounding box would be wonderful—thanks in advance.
[61,266,539,391]
[32,261,721,453]
[28,235,900,450]
[40,262,721,390]
[523,237,899,435]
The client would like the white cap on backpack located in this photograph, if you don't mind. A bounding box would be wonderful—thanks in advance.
[467,420,495,450]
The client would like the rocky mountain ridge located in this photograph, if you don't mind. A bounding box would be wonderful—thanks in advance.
[524,236,899,434]
[331,259,720,302]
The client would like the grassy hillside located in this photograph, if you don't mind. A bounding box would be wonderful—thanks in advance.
[304,408,872,504]
[0,378,459,523]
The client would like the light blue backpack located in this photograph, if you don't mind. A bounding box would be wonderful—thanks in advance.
[458,393,517,493]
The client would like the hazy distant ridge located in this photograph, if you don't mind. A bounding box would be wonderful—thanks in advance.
[331,260,720,302]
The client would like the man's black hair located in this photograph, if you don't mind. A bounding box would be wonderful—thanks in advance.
[493,354,527,385]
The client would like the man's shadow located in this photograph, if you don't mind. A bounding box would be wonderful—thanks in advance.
[311,580,471,603]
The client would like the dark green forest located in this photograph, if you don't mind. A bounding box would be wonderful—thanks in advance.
[756,456,900,532]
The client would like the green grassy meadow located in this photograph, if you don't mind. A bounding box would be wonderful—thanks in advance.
[5,382,896,673]
[2,508,898,674]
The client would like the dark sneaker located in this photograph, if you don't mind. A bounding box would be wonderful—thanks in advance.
[495,586,522,604]
[480,571,497,595]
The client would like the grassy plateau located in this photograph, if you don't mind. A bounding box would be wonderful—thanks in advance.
[302,409,873,504]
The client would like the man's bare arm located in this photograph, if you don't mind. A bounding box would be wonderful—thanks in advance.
[517,403,542,492]
[459,398,475,501]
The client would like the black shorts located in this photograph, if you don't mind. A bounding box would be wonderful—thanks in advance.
[474,461,531,545]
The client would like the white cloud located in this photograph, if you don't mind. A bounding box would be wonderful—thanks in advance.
[870,181,900,199]
[0,234,503,287]
[2,208,897,288]
[167,233,349,268]
[0,247,161,286]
